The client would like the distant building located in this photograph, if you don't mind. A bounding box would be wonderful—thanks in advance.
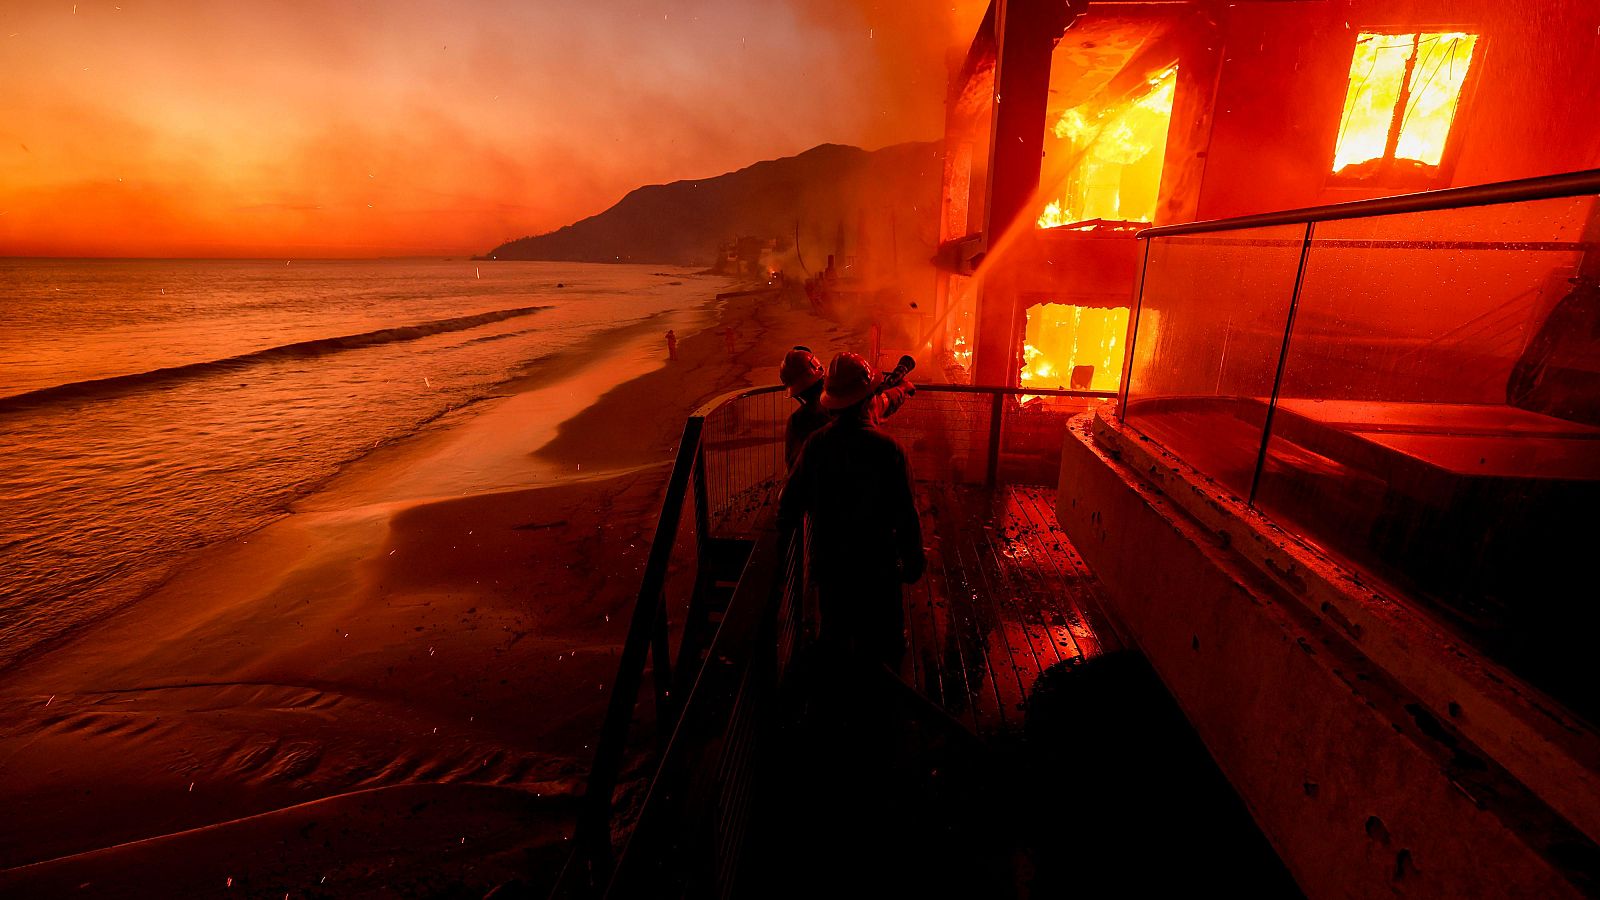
[713,236,781,276]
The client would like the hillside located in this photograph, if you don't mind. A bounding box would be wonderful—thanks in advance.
[485,142,942,268]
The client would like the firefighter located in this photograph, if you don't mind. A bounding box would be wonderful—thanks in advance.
[781,345,829,469]
[777,352,925,671]
[781,346,915,469]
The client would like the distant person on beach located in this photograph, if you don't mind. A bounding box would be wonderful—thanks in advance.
[722,326,737,356]
[665,329,678,361]
[778,351,925,671]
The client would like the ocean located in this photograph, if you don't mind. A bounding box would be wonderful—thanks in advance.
[0,258,720,669]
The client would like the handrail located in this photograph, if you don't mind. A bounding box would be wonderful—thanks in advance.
[924,383,1115,398]
[692,384,785,418]
[695,382,1114,403]
[1136,167,1600,238]
[572,412,707,883]
[567,383,789,890]
[604,531,788,897]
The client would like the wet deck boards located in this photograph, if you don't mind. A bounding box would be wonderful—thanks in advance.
[903,482,1120,736]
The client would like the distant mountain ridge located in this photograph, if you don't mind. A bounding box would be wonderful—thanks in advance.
[486,142,941,267]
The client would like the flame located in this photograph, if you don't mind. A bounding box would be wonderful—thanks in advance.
[940,274,976,379]
[1051,107,1098,144]
[1037,67,1177,229]
[1333,32,1477,175]
[952,328,973,367]
[1020,304,1130,391]
[1037,200,1073,230]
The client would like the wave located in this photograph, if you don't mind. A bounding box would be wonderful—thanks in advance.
[0,305,552,413]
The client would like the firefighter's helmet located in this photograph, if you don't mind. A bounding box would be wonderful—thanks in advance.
[820,351,881,410]
[780,345,824,396]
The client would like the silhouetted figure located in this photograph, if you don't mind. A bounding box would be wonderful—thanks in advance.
[722,326,737,356]
[780,346,828,469]
[665,329,678,361]
[778,352,925,670]
[780,346,915,469]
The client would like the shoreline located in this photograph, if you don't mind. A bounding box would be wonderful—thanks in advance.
[0,278,866,891]
[0,287,721,677]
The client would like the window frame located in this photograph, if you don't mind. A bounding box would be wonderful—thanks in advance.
[1325,27,1486,191]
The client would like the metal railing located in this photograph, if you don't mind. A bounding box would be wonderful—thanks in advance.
[1132,168,1600,238]
[1121,168,1600,719]
[554,382,1113,897]
[558,385,783,897]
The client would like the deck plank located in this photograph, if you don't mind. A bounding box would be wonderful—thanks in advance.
[1010,485,1097,658]
[1015,486,1117,658]
[915,490,979,731]
[922,481,1008,732]
[900,481,1116,736]
[945,509,1031,729]
[914,556,975,731]
[998,487,1086,665]
[985,491,1073,670]
[956,492,1048,720]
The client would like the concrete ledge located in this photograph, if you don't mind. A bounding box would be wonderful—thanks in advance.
[1056,410,1598,898]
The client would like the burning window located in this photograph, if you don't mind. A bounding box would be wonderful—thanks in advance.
[1038,67,1177,229]
[1332,32,1478,183]
[1020,303,1130,392]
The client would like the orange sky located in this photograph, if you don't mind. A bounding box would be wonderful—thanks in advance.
[0,1,985,257]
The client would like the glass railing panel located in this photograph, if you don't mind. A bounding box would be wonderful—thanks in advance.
[1253,195,1600,718]
[1123,223,1308,498]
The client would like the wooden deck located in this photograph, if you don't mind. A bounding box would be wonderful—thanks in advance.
[707,475,1122,738]
[904,482,1120,736]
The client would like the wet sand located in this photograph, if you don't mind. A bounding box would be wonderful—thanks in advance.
[0,284,865,895]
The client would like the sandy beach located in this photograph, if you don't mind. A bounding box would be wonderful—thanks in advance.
[0,282,866,896]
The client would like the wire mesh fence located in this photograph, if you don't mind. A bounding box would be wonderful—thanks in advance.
[699,388,788,538]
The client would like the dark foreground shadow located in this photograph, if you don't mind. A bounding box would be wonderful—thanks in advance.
[1014,651,1301,897]
[743,646,1301,899]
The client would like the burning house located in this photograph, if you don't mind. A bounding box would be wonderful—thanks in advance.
[560,2,1600,897]
[934,0,1598,391]
[929,0,1600,895]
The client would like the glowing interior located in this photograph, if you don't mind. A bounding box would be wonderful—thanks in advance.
[1020,303,1130,392]
[1333,32,1478,175]
[1038,68,1177,229]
